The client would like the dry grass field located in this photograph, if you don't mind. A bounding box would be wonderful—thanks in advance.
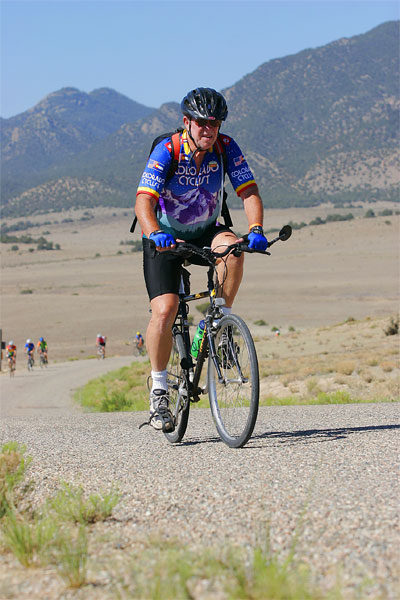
[1,201,399,400]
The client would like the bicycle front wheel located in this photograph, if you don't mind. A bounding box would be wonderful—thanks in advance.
[164,332,190,443]
[208,314,259,448]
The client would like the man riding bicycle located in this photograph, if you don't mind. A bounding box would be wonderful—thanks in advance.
[25,339,35,364]
[96,333,106,358]
[37,337,48,362]
[135,331,144,353]
[135,88,268,432]
[6,341,17,370]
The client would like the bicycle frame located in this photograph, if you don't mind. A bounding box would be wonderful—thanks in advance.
[171,256,238,407]
[163,226,292,445]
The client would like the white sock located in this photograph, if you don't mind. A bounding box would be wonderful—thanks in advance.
[151,370,168,392]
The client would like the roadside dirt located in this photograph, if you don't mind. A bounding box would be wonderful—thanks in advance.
[1,203,399,361]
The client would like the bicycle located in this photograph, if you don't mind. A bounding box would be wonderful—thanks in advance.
[27,354,34,371]
[39,352,48,367]
[133,340,145,356]
[8,357,16,377]
[160,225,292,448]
[97,345,105,359]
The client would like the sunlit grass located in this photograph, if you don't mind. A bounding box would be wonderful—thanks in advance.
[0,441,119,589]
[124,536,325,600]
[46,481,120,524]
[75,361,150,411]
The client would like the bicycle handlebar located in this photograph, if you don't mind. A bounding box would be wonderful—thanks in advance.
[159,225,292,260]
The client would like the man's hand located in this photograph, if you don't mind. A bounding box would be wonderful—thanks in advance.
[247,230,269,251]
[149,230,176,250]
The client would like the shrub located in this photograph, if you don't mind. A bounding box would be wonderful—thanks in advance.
[196,302,209,315]
[384,317,399,336]
[100,390,131,412]
[52,526,88,588]
[254,319,267,326]
[0,442,32,517]
[1,511,56,567]
[47,482,120,524]
[335,361,356,376]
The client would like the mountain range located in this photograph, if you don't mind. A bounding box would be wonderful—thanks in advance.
[1,21,399,218]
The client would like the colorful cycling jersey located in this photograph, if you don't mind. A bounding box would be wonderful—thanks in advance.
[97,336,106,345]
[136,130,256,240]
[6,344,16,356]
[37,341,47,351]
[25,342,34,353]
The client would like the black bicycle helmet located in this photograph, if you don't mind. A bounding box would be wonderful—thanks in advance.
[181,88,228,121]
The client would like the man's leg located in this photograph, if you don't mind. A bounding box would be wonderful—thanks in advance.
[212,231,244,308]
[146,293,179,431]
[146,293,179,371]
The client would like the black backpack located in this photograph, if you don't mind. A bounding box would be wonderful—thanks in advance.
[130,129,232,233]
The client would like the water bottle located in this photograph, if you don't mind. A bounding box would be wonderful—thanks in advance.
[191,320,205,358]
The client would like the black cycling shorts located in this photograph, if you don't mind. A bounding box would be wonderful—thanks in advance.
[142,222,233,301]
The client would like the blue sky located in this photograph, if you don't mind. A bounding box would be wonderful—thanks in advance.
[1,0,398,118]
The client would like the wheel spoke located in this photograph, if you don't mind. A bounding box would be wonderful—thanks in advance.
[164,333,190,443]
[208,315,259,447]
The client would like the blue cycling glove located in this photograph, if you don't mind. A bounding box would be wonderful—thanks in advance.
[149,230,176,248]
[247,231,269,251]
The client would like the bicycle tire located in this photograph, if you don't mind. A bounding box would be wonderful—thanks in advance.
[208,314,259,448]
[164,332,190,443]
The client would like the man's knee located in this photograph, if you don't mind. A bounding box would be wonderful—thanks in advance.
[150,294,178,326]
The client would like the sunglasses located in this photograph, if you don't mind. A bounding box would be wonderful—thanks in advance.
[193,118,222,128]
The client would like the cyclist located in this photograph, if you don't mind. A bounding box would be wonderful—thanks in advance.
[96,333,106,358]
[37,337,48,363]
[135,331,144,353]
[135,87,268,431]
[25,339,35,365]
[6,340,17,370]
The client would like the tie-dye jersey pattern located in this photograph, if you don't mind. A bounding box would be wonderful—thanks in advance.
[137,131,256,240]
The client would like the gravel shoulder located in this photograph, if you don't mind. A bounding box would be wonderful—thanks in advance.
[0,359,399,598]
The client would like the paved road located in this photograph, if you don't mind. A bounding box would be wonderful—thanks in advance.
[0,355,135,417]
[0,358,399,598]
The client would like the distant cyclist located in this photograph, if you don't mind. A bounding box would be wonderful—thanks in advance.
[135,331,144,354]
[37,337,48,363]
[96,333,106,358]
[25,339,35,368]
[6,340,17,371]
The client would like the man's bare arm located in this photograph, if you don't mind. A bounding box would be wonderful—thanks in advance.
[135,193,160,237]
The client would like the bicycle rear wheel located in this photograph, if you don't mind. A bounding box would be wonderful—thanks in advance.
[208,314,259,448]
[164,332,190,443]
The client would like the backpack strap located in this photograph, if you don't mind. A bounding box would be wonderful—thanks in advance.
[130,130,182,233]
[215,135,232,228]
[166,131,181,183]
